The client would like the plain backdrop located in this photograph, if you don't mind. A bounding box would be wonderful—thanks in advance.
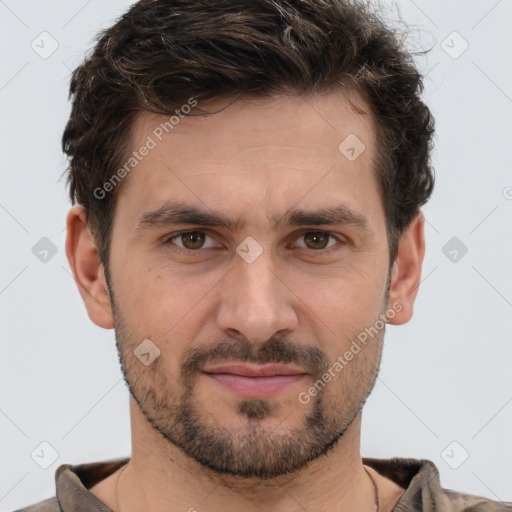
[1,0,511,509]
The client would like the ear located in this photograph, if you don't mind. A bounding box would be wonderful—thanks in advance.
[387,211,426,325]
[65,205,114,329]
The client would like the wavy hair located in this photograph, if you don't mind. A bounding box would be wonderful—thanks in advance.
[62,0,435,268]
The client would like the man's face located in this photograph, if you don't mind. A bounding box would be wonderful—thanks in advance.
[107,92,392,478]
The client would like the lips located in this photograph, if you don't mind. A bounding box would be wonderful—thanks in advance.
[203,363,305,377]
[202,363,307,398]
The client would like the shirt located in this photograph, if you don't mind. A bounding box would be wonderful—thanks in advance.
[14,457,512,512]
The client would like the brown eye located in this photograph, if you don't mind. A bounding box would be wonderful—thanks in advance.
[179,231,206,249]
[302,232,332,250]
[164,230,221,255]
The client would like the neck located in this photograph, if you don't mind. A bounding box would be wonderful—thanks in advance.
[116,396,378,512]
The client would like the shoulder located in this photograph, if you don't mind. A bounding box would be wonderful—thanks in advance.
[13,496,61,512]
[363,457,512,512]
[441,489,512,512]
[13,457,129,512]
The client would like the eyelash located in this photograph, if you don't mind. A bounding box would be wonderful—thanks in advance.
[163,230,346,256]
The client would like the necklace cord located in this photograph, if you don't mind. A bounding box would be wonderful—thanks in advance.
[115,464,128,512]
[115,464,380,512]
[363,465,380,512]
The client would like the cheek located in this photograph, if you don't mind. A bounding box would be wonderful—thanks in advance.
[119,265,217,350]
[110,268,167,342]
[292,265,388,365]
[296,263,387,319]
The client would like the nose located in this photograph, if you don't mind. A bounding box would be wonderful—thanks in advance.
[215,252,299,344]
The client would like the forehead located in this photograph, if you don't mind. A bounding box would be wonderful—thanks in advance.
[114,91,382,231]
[131,91,375,160]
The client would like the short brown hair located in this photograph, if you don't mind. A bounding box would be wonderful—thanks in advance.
[62,0,434,271]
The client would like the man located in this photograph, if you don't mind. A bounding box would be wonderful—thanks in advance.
[16,0,511,511]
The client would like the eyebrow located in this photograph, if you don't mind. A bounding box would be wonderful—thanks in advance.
[134,201,370,233]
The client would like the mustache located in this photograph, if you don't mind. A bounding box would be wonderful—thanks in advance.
[179,335,329,387]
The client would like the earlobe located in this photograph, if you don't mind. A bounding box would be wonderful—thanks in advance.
[65,205,114,329]
[387,211,426,326]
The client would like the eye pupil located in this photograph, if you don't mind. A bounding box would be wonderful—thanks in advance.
[172,231,336,252]
[304,232,329,249]
[182,231,205,249]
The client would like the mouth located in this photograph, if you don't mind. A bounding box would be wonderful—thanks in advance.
[202,363,307,398]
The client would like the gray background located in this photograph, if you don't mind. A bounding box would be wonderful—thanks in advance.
[1,0,511,509]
